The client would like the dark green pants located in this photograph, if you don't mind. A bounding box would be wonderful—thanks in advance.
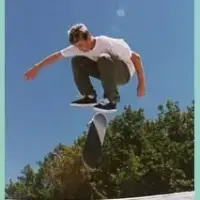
[71,54,130,103]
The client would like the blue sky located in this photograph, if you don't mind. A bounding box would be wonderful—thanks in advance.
[5,0,194,183]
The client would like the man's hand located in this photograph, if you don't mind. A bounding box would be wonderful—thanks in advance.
[24,51,64,81]
[24,66,39,81]
[137,83,146,97]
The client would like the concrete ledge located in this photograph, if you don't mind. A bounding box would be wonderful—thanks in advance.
[104,191,194,200]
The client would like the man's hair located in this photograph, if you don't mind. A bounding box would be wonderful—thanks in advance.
[68,23,90,44]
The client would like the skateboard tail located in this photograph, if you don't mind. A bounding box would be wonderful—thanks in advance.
[82,113,108,169]
[82,122,102,168]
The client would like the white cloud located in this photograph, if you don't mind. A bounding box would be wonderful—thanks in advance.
[116,8,125,17]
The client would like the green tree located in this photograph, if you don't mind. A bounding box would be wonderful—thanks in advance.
[6,100,194,200]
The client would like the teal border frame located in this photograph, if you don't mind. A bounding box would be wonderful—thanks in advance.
[0,0,197,199]
[0,0,5,199]
[194,0,199,199]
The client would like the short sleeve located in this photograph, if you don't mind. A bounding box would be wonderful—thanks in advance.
[60,45,79,57]
[104,37,132,60]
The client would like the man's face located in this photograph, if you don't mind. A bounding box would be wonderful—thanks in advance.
[74,39,92,52]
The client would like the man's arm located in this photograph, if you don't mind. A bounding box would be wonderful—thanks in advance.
[24,46,76,80]
[34,45,77,70]
[24,51,64,80]
[34,51,64,71]
[130,51,145,86]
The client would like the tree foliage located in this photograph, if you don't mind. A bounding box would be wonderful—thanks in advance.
[5,100,194,199]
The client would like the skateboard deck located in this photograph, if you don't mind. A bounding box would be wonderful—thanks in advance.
[82,112,107,169]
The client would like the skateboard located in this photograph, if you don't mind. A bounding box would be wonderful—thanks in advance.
[82,112,108,169]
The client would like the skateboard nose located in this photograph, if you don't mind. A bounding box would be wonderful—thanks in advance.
[87,120,92,127]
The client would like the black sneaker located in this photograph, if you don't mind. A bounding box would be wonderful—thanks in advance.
[93,100,117,113]
[70,96,97,107]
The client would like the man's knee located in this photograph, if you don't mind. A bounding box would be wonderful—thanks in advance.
[98,53,113,62]
[99,53,112,59]
[97,54,114,69]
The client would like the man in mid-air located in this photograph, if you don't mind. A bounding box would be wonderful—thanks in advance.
[24,23,146,113]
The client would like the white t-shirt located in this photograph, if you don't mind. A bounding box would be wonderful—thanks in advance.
[60,35,135,77]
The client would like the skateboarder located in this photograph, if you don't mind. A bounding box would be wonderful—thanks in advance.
[24,23,146,113]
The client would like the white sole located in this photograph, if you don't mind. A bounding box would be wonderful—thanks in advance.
[93,107,117,113]
[70,103,98,107]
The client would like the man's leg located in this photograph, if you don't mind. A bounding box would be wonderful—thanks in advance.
[70,56,100,107]
[93,53,130,112]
